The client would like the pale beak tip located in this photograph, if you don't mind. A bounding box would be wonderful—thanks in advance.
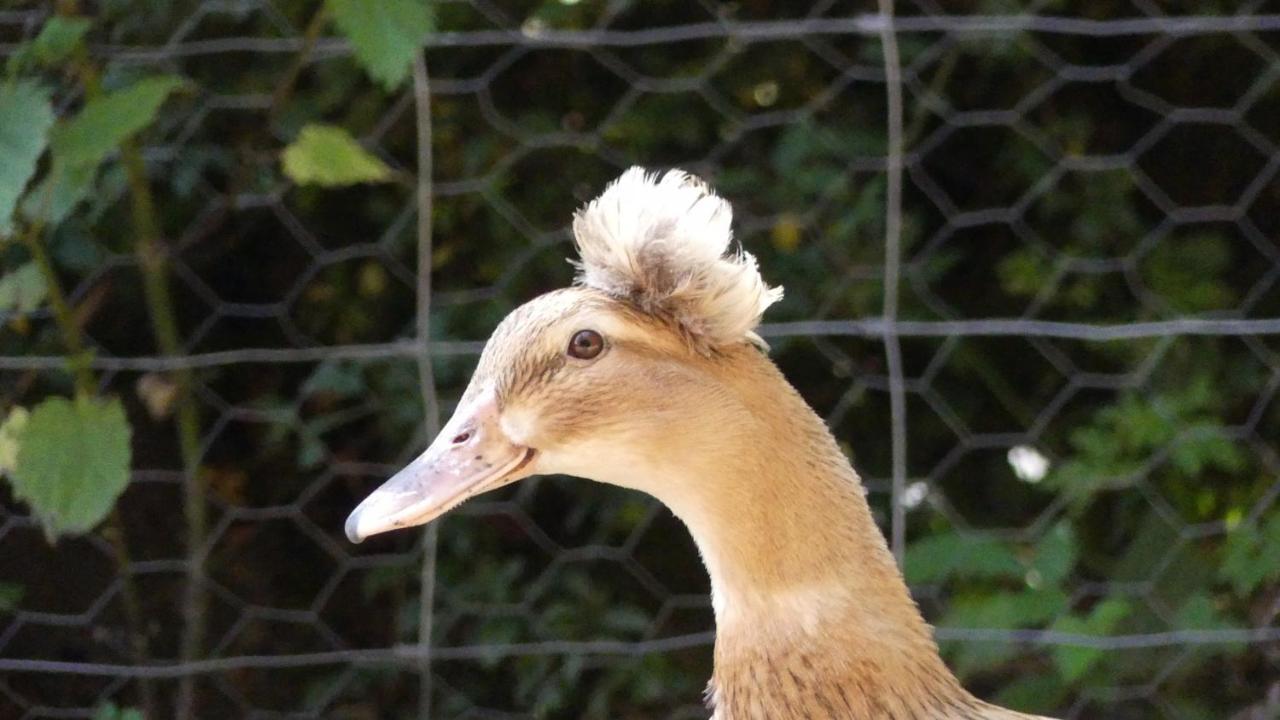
[344,511,365,544]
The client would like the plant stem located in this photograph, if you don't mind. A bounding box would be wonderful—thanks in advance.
[120,141,208,719]
[102,508,159,718]
[18,225,159,720]
[269,4,330,127]
[56,3,206,711]
[18,224,92,397]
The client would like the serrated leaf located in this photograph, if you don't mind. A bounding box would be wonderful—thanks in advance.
[282,124,393,187]
[50,75,186,168]
[7,16,92,73]
[0,263,47,313]
[0,80,55,235]
[327,0,432,91]
[9,396,132,540]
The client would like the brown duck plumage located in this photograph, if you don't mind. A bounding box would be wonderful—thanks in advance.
[346,169,1054,719]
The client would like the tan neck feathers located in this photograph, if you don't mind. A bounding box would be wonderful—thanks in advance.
[689,350,1036,719]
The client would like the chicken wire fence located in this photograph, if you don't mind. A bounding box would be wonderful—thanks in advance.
[2,1,1280,718]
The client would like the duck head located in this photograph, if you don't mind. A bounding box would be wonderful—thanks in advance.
[345,167,782,544]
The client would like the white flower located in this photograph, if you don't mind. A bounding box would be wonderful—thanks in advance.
[901,480,929,509]
[1007,445,1050,483]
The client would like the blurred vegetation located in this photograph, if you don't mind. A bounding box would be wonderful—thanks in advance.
[1,1,1278,718]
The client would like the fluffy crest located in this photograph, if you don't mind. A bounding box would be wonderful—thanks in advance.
[572,167,783,351]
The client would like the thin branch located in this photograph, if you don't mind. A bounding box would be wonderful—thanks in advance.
[267,4,330,128]
[100,507,157,717]
[18,224,92,397]
[121,140,207,719]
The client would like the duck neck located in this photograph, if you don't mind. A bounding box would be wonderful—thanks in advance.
[661,355,975,718]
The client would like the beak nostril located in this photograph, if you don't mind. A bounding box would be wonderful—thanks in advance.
[451,431,471,445]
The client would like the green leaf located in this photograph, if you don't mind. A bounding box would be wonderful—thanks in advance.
[1174,593,1230,631]
[1170,427,1245,477]
[1050,598,1131,682]
[0,80,55,234]
[942,588,1069,630]
[0,406,29,477]
[282,124,393,187]
[22,75,184,226]
[993,674,1068,716]
[7,16,92,73]
[21,155,99,226]
[327,0,432,91]
[51,75,185,167]
[1030,522,1077,587]
[1220,521,1278,596]
[997,248,1054,298]
[904,531,1023,584]
[0,262,47,313]
[8,396,132,540]
[942,586,1069,677]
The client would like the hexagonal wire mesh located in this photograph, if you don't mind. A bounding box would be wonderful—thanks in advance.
[2,1,1280,718]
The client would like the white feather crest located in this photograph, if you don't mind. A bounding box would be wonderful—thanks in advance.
[571,167,783,351]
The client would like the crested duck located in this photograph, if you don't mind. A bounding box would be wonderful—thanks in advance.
[346,168,1052,719]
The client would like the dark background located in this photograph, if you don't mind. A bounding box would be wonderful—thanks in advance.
[1,1,1279,718]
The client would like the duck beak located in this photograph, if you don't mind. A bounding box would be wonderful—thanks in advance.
[345,389,535,543]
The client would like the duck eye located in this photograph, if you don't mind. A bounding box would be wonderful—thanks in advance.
[567,329,604,360]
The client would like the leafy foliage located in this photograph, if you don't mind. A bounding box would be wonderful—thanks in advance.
[6,16,92,74]
[0,407,29,476]
[326,0,433,91]
[7,396,131,540]
[1045,377,1245,502]
[50,76,186,167]
[1049,598,1133,683]
[905,531,1023,584]
[282,124,394,186]
[24,74,185,226]
[0,263,47,313]
[1221,514,1280,596]
[0,80,54,233]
